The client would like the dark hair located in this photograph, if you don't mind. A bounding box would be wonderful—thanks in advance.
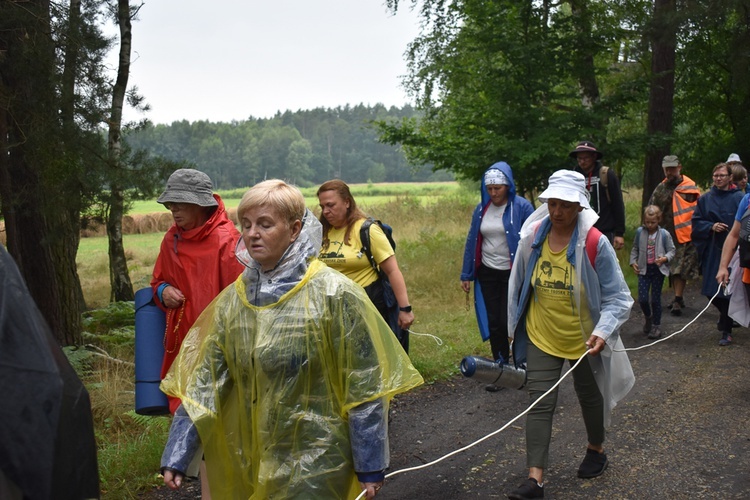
[316,179,367,250]
[712,162,731,176]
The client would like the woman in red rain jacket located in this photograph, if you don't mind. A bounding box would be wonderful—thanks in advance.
[150,169,243,415]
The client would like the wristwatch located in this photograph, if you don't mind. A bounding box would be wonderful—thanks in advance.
[399,305,412,312]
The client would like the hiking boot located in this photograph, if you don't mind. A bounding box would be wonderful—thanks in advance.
[719,332,733,346]
[577,448,608,478]
[647,326,662,339]
[676,296,686,308]
[670,300,682,316]
[507,478,544,499]
[643,315,652,335]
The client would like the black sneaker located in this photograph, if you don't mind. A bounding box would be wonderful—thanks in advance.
[577,448,608,478]
[670,300,682,316]
[485,384,504,392]
[647,326,662,339]
[643,315,652,335]
[508,478,544,499]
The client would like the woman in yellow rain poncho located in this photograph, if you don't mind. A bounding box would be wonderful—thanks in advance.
[159,179,423,500]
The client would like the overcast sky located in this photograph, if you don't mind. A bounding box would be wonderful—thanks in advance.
[117,1,421,125]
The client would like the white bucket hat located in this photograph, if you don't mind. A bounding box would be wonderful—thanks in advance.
[538,170,591,209]
[727,153,742,164]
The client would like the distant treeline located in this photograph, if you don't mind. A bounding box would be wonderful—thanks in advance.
[126,104,454,189]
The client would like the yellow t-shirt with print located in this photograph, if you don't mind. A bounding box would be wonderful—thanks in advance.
[526,239,593,359]
[318,218,395,287]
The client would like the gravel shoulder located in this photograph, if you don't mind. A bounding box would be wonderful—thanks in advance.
[140,284,750,499]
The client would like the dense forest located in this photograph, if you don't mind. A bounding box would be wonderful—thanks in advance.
[126,104,452,189]
[383,0,750,203]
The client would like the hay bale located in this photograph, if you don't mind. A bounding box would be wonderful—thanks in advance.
[80,216,107,238]
[122,215,136,235]
[139,213,159,234]
[227,207,239,225]
[157,212,173,232]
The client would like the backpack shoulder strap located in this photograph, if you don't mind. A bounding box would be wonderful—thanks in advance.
[634,226,643,247]
[599,166,611,202]
[532,222,600,267]
[585,227,603,268]
[359,217,378,272]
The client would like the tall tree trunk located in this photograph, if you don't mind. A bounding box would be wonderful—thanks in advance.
[643,0,677,210]
[58,0,87,321]
[107,0,135,302]
[569,0,601,111]
[0,0,85,345]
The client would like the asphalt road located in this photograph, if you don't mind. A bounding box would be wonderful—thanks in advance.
[380,285,750,499]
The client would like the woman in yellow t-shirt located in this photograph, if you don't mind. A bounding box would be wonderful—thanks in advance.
[317,179,414,352]
[506,170,634,500]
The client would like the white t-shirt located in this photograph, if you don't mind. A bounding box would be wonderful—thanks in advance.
[480,203,511,270]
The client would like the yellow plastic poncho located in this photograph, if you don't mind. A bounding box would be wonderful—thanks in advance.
[161,259,423,499]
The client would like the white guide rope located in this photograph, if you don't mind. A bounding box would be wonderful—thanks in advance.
[405,328,443,346]
[353,286,725,500]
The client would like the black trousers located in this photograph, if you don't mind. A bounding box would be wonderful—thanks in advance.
[477,265,511,362]
[364,277,409,354]
[710,295,733,333]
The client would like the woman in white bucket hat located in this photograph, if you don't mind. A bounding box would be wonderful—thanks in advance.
[506,170,634,499]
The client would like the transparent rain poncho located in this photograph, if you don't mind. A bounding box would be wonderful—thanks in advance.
[161,211,423,499]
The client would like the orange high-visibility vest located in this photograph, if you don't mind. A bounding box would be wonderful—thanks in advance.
[670,175,701,244]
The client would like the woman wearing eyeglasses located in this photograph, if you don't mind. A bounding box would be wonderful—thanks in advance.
[691,163,745,345]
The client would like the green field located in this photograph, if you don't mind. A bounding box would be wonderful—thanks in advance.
[127,181,462,215]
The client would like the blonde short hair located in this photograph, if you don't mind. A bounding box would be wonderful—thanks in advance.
[643,204,662,221]
[237,179,305,225]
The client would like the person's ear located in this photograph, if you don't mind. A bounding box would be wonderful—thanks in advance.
[290,219,302,241]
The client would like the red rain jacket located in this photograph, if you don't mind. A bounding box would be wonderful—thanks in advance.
[150,194,243,413]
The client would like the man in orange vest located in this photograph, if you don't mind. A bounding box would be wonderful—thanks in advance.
[648,155,701,315]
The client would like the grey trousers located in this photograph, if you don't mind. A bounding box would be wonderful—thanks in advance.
[525,342,605,469]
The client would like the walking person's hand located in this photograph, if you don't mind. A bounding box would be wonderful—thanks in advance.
[585,335,605,356]
[163,469,184,490]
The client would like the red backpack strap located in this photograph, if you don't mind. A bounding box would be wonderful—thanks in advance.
[585,227,603,268]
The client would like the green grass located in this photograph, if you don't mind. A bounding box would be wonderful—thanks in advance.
[78,183,645,497]
[78,233,164,309]
[97,411,170,498]
[127,181,461,215]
